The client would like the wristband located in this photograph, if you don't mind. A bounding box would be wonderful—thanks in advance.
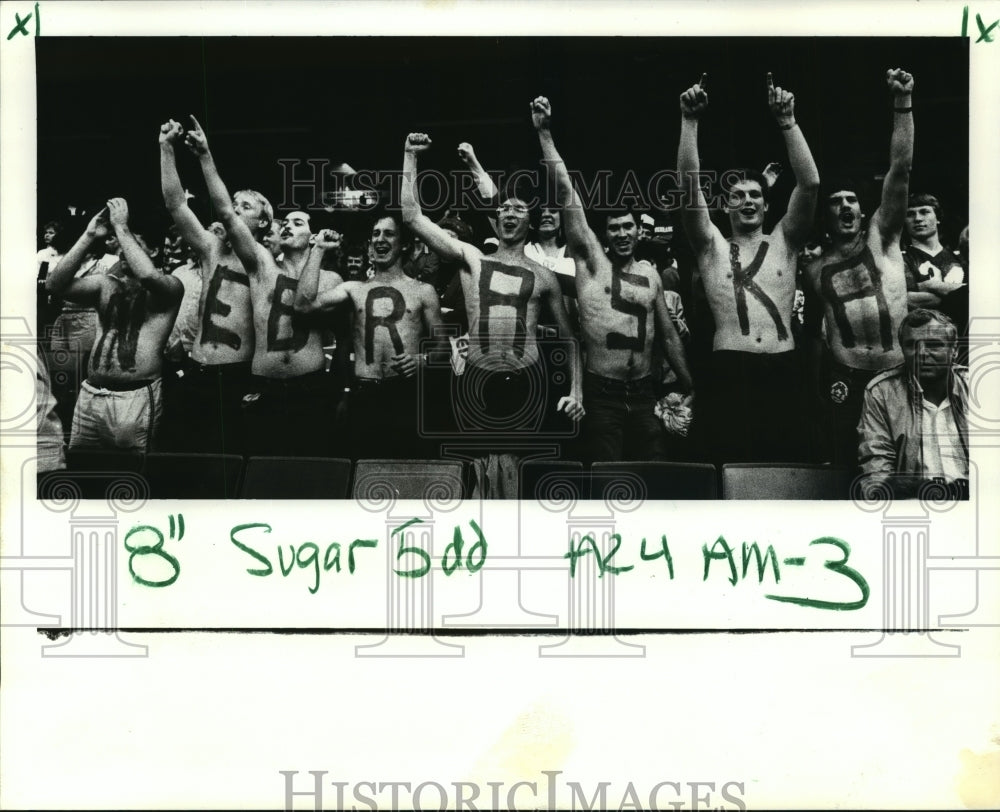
[894,106,913,113]
[779,122,797,131]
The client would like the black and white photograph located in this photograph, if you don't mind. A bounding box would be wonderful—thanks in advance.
[3,3,999,811]
[33,32,970,500]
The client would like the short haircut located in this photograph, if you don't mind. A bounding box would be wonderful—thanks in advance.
[371,211,414,252]
[823,175,862,205]
[907,193,943,223]
[236,189,274,229]
[437,216,475,246]
[899,308,958,344]
[42,220,63,233]
[603,209,639,229]
[728,169,771,207]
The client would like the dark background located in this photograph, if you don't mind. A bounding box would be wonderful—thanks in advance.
[36,36,969,247]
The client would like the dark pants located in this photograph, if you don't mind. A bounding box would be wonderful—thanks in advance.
[349,376,424,460]
[818,354,879,470]
[697,350,806,465]
[582,372,666,463]
[160,359,251,455]
[242,369,337,457]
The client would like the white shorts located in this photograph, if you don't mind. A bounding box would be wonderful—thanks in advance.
[69,378,163,452]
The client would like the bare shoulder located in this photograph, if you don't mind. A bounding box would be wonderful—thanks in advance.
[320,269,345,288]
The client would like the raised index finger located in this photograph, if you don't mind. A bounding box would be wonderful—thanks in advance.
[697,72,707,90]
[767,72,775,100]
[189,114,204,132]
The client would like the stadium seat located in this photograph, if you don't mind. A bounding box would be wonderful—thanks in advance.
[142,453,244,499]
[66,449,144,473]
[239,456,352,499]
[352,459,464,500]
[721,463,854,500]
[590,461,719,500]
[518,459,586,501]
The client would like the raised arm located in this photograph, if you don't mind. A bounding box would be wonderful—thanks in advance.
[872,69,915,249]
[159,118,215,260]
[677,74,716,254]
[768,73,820,248]
[293,229,350,313]
[45,208,110,305]
[401,133,477,267]
[106,198,182,306]
[531,96,601,263]
[652,275,694,399]
[184,114,264,274]
[457,142,498,200]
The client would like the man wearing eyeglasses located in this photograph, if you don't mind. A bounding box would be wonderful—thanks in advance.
[402,132,584,450]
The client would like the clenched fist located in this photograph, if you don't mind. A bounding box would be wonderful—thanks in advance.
[313,228,342,251]
[886,68,914,96]
[530,96,551,131]
[159,118,184,145]
[405,132,432,153]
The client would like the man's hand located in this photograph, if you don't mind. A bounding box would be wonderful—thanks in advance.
[679,74,709,119]
[313,228,342,251]
[405,132,432,154]
[457,142,479,166]
[767,73,795,126]
[391,352,421,378]
[159,118,184,146]
[85,207,110,239]
[762,161,782,187]
[556,394,585,422]
[531,96,552,131]
[886,68,914,96]
[184,114,209,156]
[106,198,129,229]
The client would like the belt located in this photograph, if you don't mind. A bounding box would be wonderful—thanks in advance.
[584,370,653,392]
[183,358,251,377]
[354,375,414,389]
[85,377,157,392]
[251,369,328,390]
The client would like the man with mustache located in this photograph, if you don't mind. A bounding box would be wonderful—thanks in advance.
[532,96,692,462]
[801,69,915,469]
[294,214,443,459]
[677,72,820,463]
[186,116,341,456]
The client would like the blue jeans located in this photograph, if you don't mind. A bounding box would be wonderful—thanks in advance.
[582,372,665,462]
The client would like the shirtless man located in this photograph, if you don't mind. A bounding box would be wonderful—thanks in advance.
[185,116,340,456]
[801,69,915,469]
[401,132,584,445]
[46,199,183,452]
[532,96,692,462]
[295,215,443,459]
[159,117,266,453]
[678,72,819,463]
